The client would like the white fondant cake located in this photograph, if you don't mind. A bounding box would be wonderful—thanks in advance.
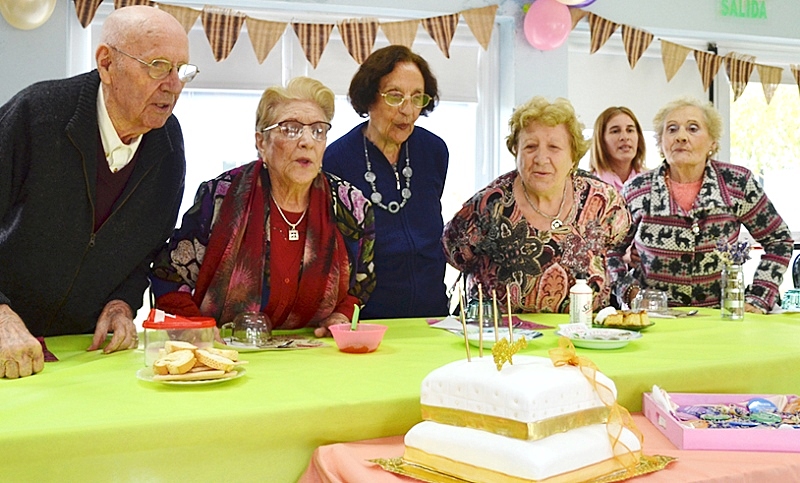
[405,420,641,483]
[420,355,615,439]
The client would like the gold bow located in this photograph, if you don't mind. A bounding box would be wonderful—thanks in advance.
[549,337,644,476]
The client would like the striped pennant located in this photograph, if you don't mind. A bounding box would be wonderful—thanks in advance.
[422,13,459,58]
[588,13,617,54]
[792,65,800,96]
[757,64,783,104]
[72,0,103,28]
[724,52,756,101]
[292,22,334,69]
[621,25,653,69]
[201,7,246,62]
[381,19,419,48]
[693,50,723,92]
[156,3,200,34]
[338,18,379,65]
[246,17,286,64]
[660,40,690,82]
[570,8,590,29]
[461,5,497,51]
[114,0,153,8]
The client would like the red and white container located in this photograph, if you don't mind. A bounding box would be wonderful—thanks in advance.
[142,309,215,366]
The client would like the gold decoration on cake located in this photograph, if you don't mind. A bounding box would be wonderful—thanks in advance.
[491,336,527,371]
[549,337,644,479]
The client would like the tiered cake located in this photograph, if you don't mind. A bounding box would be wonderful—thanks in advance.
[402,355,641,482]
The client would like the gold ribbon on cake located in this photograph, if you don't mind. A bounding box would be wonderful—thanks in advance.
[549,337,644,478]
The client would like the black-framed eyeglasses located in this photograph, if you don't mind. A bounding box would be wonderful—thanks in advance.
[261,120,332,142]
[380,91,431,109]
[109,45,199,83]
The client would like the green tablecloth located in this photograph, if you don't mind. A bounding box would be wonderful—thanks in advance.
[3,309,800,482]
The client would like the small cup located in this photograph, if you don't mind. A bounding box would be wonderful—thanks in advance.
[631,289,668,314]
[221,312,272,347]
[781,289,800,311]
[464,298,494,327]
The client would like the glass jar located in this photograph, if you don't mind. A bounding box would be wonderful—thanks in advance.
[721,264,745,320]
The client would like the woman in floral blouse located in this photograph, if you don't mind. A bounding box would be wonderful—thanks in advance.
[442,97,631,313]
[608,96,793,313]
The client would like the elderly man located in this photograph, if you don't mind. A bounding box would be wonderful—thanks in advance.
[0,6,196,378]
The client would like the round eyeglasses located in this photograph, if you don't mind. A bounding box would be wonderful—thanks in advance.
[109,45,199,83]
[380,91,432,109]
[261,120,332,142]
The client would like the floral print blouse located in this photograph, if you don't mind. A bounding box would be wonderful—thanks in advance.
[442,170,631,313]
[607,160,793,311]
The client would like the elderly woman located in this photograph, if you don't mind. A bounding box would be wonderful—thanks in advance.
[150,77,375,337]
[590,106,647,192]
[442,97,631,313]
[608,97,793,313]
[323,45,449,319]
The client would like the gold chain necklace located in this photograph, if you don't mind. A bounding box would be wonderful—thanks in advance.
[270,194,307,241]
[521,180,568,231]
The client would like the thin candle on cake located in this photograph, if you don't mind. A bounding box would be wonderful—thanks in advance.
[492,289,500,344]
[506,288,514,343]
[458,285,471,362]
[478,283,484,357]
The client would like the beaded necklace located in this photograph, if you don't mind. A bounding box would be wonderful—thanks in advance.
[362,135,412,214]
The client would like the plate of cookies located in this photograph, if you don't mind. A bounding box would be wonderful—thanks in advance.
[593,307,654,331]
[138,341,248,385]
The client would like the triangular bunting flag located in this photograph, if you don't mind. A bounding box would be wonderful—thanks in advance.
[114,0,153,8]
[157,4,200,34]
[588,13,618,54]
[338,18,379,64]
[660,40,690,82]
[422,13,459,58]
[72,0,103,28]
[693,50,723,92]
[756,63,783,104]
[461,5,497,51]
[381,19,419,48]
[292,22,334,69]
[570,8,590,30]
[621,25,653,69]
[724,52,756,101]
[792,65,800,97]
[245,17,286,64]
[201,7,246,62]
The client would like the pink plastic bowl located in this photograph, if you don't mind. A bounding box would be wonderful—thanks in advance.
[329,323,388,353]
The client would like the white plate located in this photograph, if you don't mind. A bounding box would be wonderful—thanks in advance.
[554,328,641,350]
[136,367,246,385]
[215,336,326,352]
[457,328,543,348]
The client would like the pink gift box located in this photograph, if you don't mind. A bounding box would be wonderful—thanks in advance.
[642,392,800,453]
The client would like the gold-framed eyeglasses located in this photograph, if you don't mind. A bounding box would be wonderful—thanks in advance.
[261,120,332,142]
[380,91,432,109]
[109,45,199,83]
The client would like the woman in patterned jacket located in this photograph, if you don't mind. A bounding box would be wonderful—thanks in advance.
[150,77,375,337]
[608,96,792,313]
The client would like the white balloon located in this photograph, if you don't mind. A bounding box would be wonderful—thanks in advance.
[0,0,57,30]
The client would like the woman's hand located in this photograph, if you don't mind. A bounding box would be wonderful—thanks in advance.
[0,305,45,378]
[88,300,138,353]
[744,303,767,314]
[314,312,349,338]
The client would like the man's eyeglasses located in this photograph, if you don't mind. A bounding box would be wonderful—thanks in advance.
[109,45,199,83]
[380,91,432,109]
[261,120,332,142]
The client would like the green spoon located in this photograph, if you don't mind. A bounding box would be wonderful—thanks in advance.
[350,304,360,331]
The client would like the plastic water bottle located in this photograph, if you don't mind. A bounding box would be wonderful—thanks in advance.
[569,279,593,328]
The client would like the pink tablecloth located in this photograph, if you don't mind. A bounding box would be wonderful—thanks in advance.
[299,414,800,483]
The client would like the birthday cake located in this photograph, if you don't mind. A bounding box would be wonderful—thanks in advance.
[402,355,642,482]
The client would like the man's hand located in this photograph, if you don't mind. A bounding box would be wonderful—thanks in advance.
[88,300,138,353]
[0,305,44,378]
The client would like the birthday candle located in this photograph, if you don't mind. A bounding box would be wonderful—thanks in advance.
[506,289,513,343]
[492,289,499,344]
[478,283,484,357]
[458,285,471,362]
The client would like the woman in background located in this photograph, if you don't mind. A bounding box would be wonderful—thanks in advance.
[590,106,647,192]
[324,45,448,319]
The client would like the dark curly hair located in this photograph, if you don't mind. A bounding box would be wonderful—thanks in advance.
[348,45,439,118]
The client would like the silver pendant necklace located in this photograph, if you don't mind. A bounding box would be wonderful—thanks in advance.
[270,194,307,241]
[521,180,568,231]
[363,135,412,214]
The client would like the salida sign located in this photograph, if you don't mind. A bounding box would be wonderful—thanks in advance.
[720,0,767,19]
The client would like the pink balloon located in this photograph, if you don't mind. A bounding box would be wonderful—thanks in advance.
[524,0,572,51]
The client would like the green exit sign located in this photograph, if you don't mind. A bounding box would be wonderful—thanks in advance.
[720,0,767,19]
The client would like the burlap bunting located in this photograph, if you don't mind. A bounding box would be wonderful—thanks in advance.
[292,22,334,69]
[157,4,200,34]
[588,13,618,54]
[660,39,690,82]
[246,17,286,64]
[201,7,246,62]
[570,8,589,29]
[694,50,723,92]
[724,52,756,101]
[621,25,653,70]
[422,13,459,58]
[113,0,152,8]
[757,63,783,104]
[381,19,419,48]
[461,5,497,51]
[72,0,103,28]
[338,18,379,65]
[793,65,800,96]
